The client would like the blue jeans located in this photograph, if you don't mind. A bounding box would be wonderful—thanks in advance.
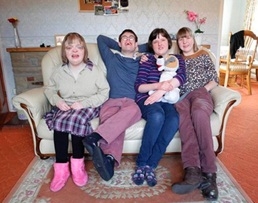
[136,99,179,168]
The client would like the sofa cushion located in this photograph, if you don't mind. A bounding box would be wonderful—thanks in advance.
[37,112,220,141]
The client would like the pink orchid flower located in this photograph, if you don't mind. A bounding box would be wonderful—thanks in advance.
[184,10,207,33]
[186,11,198,22]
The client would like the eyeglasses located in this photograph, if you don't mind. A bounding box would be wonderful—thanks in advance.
[121,35,135,41]
[65,45,84,50]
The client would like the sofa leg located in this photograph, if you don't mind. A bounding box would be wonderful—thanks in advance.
[40,156,50,160]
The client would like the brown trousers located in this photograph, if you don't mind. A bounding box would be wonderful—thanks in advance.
[175,87,217,173]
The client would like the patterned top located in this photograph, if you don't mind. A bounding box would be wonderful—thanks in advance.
[180,49,219,96]
[134,54,186,103]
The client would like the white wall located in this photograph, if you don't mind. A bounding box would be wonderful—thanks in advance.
[221,0,246,45]
[0,0,222,111]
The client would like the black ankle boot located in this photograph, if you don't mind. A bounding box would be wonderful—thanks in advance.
[200,172,218,201]
[171,166,202,194]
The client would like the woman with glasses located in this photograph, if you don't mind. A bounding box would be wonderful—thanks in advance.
[44,32,109,192]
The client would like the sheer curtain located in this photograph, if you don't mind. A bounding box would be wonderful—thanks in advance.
[244,0,258,73]
[244,0,258,34]
[251,1,258,34]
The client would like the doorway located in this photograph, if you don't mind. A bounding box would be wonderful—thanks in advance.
[0,56,9,126]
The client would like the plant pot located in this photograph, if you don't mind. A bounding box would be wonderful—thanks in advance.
[195,33,203,46]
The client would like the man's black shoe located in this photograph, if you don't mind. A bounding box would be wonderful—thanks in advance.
[92,146,114,181]
[82,132,101,156]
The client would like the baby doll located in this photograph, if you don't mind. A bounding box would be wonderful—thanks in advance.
[149,55,180,104]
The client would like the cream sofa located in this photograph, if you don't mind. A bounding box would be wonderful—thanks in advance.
[12,43,241,159]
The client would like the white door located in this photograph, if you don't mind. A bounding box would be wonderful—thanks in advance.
[0,58,9,126]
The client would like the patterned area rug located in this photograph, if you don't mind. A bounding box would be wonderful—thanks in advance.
[4,155,252,203]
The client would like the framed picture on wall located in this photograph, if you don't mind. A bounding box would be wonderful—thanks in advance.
[55,35,65,46]
[79,0,112,12]
[95,5,104,15]
[104,6,118,15]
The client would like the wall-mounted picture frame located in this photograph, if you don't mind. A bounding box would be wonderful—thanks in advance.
[79,0,112,12]
[104,6,118,15]
[55,35,65,46]
[95,5,104,15]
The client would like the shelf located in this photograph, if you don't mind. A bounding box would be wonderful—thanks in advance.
[6,47,54,53]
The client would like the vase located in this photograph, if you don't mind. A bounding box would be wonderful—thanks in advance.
[13,27,21,48]
[195,33,202,46]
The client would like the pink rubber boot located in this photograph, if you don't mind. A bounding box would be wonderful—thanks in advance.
[50,162,70,192]
[70,157,88,187]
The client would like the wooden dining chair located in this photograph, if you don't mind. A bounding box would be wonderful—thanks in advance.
[219,30,258,95]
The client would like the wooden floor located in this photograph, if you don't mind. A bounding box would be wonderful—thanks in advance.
[1,82,258,202]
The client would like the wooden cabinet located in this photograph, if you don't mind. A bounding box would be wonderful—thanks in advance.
[6,47,52,94]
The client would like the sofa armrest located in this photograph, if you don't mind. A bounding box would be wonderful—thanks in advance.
[211,85,241,114]
[210,85,241,154]
[12,87,51,127]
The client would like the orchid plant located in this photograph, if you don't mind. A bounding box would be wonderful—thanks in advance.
[184,10,207,33]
